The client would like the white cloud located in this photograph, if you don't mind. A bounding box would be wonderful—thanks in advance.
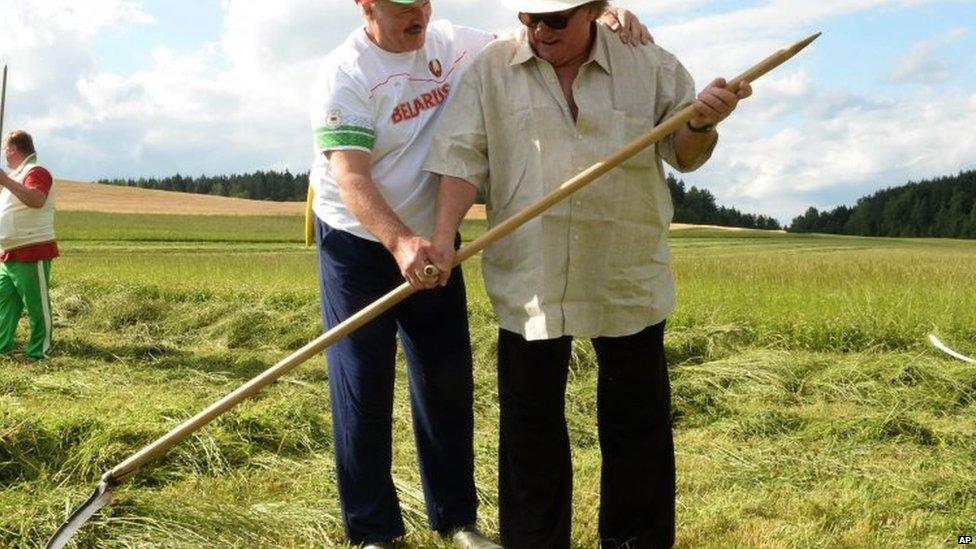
[3,0,973,226]
[683,87,976,221]
[6,1,337,179]
[621,0,971,221]
[890,28,967,84]
[0,0,152,95]
[652,0,950,81]
[0,0,154,177]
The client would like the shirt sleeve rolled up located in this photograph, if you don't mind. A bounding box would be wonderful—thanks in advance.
[423,68,490,193]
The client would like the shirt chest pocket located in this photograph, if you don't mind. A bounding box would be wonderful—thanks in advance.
[485,107,549,216]
[614,111,658,170]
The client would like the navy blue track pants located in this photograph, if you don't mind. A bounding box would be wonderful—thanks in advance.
[315,217,477,544]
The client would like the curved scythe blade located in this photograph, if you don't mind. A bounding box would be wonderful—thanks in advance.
[45,481,115,549]
[929,334,976,364]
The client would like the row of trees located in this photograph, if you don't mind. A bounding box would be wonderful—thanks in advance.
[788,170,976,238]
[100,170,781,230]
[99,171,309,202]
[666,175,782,230]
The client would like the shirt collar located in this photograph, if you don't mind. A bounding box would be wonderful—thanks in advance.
[510,28,535,66]
[12,153,37,176]
[588,24,612,75]
[509,24,613,75]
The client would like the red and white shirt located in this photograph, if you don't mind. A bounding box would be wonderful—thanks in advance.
[0,162,59,262]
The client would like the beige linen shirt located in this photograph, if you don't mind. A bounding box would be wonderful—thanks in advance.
[425,25,714,341]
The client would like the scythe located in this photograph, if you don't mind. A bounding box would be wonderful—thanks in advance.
[46,32,821,548]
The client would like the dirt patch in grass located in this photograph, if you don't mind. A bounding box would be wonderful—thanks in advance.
[56,180,305,216]
[55,183,775,232]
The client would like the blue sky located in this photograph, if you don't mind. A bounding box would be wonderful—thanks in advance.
[91,2,225,75]
[2,0,975,222]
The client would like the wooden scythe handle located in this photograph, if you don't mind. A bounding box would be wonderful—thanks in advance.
[105,32,821,484]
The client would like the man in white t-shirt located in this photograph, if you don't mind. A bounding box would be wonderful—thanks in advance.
[308,1,649,547]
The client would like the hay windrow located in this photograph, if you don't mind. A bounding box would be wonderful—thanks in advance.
[2,222,974,546]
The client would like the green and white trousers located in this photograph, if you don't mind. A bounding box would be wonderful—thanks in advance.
[0,260,53,359]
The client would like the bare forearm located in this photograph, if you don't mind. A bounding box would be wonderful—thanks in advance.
[426,176,478,287]
[673,125,718,170]
[0,173,46,208]
[325,149,441,288]
[337,174,413,249]
[432,176,477,244]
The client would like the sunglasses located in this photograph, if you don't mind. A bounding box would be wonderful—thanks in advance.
[518,6,583,30]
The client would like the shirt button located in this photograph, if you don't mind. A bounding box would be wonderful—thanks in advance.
[575,200,581,206]
[573,234,580,241]
[577,134,583,141]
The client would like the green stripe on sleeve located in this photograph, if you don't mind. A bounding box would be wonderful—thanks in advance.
[315,125,376,150]
[316,125,375,136]
[316,131,375,150]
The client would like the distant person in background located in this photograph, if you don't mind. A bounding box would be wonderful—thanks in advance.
[0,130,58,362]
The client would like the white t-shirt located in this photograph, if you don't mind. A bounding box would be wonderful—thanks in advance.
[309,19,494,241]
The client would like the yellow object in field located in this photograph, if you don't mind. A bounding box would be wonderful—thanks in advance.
[304,185,315,247]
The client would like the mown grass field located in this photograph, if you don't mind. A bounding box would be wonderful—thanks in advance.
[1,211,974,547]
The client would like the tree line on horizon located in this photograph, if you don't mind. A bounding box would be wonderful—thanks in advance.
[98,171,783,230]
[99,171,310,202]
[787,169,976,238]
[665,174,782,230]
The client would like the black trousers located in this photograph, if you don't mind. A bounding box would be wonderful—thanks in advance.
[497,322,675,549]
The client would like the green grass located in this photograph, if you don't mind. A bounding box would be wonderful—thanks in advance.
[57,212,305,242]
[1,216,974,547]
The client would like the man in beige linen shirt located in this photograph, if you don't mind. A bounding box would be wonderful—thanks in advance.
[422,0,751,546]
